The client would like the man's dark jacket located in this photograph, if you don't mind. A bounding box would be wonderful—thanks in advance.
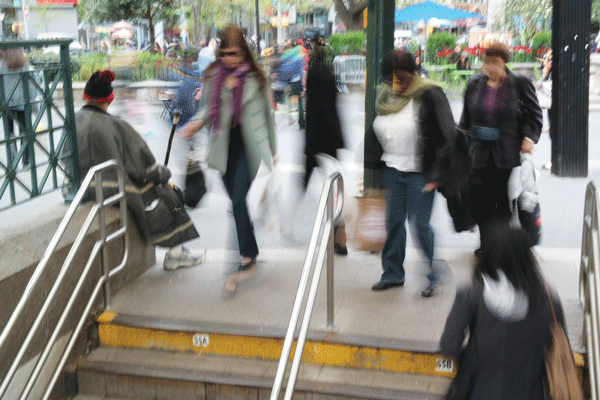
[69,105,198,247]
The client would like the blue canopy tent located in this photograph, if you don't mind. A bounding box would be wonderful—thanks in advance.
[395,0,481,23]
[394,0,481,60]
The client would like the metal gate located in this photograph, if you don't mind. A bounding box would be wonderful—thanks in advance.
[0,39,79,210]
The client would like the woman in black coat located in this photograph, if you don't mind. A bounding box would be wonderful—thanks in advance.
[459,42,542,256]
[303,45,344,188]
[304,44,347,254]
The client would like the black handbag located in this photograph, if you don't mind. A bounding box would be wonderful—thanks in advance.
[146,182,199,248]
[183,144,207,208]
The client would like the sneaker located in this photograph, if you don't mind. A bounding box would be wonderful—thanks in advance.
[163,247,204,270]
[421,284,439,298]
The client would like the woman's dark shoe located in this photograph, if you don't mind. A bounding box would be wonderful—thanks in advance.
[421,284,439,298]
[371,280,405,291]
[334,243,348,255]
[238,257,257,272]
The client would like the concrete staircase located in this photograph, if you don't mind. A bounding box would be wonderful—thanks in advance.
[70,312,453,400]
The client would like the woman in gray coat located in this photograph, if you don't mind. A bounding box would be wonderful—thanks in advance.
[181,24,277,274]
[440,224,566,400]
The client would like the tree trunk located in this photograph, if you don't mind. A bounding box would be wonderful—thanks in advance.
[149,11,156,54]
[333,0,368,31]
[191,1,202,45]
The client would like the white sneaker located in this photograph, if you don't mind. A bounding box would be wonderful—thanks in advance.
[163,247,205,270]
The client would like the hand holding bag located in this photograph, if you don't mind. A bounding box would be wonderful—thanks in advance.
[544,286,584,400]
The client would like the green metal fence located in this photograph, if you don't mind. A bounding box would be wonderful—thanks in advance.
[0,40,79,210]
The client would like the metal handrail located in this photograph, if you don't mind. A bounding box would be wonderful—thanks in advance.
[0,159,129,400]
[270,172,344,400]
[580,180,600,400]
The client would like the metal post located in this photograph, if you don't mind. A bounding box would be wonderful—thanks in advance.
[277,0,282,44]
[255,0,261,60]
[364,0,394,190]
[95,171,111,310]
[22,70,37,194]
[551,0,590,177]
[323,182,338,333]
[0,71,17,205]
[43,69,57,189]
[60,41,81,200]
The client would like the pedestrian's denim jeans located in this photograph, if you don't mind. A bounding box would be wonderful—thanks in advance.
[380,168,438,285]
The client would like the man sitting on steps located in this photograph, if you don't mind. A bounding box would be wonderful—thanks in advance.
[64,70,204,270]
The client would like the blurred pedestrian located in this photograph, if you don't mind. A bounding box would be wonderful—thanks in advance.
[537,48,553,170]
[67,70,203,270]
[1,47,33,168]
[199,38,218,62]
[304,43,347,255]
[459,42,542,257]
[440,224,566,400]
[271,41,308,129]
[371,51,456,297]
[448,44,462,64]
[414,55,429,78]
[180,24,277,290]
[456,52,470,70]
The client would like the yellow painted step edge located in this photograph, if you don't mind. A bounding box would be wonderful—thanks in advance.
[97,311,586,379]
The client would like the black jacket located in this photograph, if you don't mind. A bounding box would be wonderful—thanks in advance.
[418,86,457,185]
[441,279,566,400]
[305,61,344,158]
[371,86,457,186]
[459,70,543,170]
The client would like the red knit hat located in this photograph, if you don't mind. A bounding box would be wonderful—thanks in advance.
[84,70,116,103]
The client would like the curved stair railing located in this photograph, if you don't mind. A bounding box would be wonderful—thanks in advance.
[271,172,344,400]
[0,159,129,400]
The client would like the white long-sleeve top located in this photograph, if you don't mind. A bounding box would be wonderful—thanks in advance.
[373,98,422,172]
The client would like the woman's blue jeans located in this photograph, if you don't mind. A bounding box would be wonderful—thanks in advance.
[222,147,259,259]
[380,167,437,285]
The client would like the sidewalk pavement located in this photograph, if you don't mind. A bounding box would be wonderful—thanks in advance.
[109,244,584,353]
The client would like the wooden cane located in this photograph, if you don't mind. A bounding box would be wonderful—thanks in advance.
[164,110,181,166]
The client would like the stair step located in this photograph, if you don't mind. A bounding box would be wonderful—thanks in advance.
[97,312,456,379]
[77,347,450,400]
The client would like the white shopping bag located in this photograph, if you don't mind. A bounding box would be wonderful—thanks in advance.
[255,167,282,241]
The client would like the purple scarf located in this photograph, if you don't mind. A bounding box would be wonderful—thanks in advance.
[209,60,251,134]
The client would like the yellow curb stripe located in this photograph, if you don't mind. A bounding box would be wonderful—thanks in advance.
[98,321,456,378]
[98,318,587,379]
[98,311,118,323]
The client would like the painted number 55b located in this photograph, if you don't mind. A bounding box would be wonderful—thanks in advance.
[436,358,454,373]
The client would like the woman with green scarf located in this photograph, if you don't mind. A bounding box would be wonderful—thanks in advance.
[371,51,456,298]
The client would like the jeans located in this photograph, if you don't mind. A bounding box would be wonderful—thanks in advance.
[380,168,437,285]
[222,146,259,259]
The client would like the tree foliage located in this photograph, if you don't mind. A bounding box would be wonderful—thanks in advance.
[501,0,552,43]
[78,0,175,52]
[500,0,600,43]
